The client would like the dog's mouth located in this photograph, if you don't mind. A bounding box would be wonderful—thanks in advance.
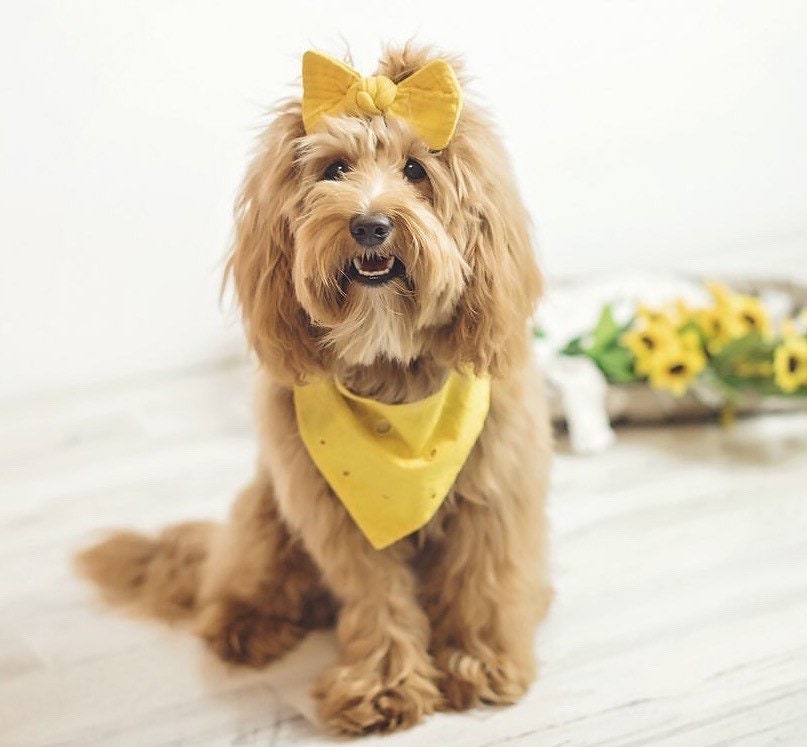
[345,253,405,286]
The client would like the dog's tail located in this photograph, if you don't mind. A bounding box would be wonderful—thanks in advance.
[75,521,217,622]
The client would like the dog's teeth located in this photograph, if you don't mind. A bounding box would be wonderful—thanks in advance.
[352,255,396,277]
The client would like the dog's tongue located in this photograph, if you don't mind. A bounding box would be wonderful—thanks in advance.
[359,255,390,273]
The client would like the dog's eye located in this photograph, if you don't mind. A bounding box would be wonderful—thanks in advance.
[322,160,350,181]
[403,158,427,183]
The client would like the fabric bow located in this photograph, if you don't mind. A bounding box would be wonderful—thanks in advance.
[301,51,462,150]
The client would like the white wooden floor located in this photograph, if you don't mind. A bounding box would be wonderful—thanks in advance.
[2,362,807,746]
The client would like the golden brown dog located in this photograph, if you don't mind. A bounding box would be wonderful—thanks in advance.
[78,43,553,736]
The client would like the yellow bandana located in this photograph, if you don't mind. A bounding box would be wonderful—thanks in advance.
[301,51,463,150]
[294,371,490,549]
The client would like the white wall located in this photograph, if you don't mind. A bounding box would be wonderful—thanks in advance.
[2,0,806,400]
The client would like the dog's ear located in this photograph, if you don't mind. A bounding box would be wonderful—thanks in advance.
[225,103,325,384]
[438,107,543,378]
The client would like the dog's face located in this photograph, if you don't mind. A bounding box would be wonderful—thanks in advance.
[293,115,469,367]
[229,46,541,384]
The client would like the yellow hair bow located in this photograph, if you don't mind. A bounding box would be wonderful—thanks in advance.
[301,51,462,150]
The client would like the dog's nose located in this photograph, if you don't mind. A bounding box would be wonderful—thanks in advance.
[349,213,392,247]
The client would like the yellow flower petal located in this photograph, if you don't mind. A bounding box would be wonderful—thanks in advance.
[706,281,735,308]
[679,329,704,353]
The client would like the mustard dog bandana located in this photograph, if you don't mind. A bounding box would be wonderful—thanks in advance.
[294,372,490,549]
[301,51,463,150]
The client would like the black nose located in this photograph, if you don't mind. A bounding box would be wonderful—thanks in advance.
[350,213,392,247]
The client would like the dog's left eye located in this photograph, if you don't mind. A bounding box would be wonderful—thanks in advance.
[403,158,427,183]
[322,160,350,181]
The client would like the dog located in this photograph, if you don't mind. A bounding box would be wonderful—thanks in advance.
[77,43,553,736]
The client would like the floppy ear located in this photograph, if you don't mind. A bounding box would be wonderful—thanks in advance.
[225,104,326,384]
[439,107,543,378]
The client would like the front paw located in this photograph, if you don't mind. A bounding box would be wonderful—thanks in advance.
[313,661,442,735]
[435,647,533,710]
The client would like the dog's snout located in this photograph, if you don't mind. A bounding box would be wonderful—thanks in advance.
[349,213,392,247]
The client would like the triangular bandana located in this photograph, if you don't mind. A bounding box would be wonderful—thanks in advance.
[294,371,490,549]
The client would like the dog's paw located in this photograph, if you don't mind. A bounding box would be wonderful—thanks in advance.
[196,600,306,667]
[313,661,442,735]
[435,648,532,711]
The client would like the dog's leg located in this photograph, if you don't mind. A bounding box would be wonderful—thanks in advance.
[422,379,553,710]
[297,506,442,734]
[421,498,551,710]
[195,476,334,667]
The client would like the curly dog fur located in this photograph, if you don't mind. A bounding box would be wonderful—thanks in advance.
[77,43,553,736]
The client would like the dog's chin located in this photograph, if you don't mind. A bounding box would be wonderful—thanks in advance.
[323,274,422,367]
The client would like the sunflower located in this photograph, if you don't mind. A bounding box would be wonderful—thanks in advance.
[733,294,771,336]
[702,281,771,344]
[646,340,707,396]
[773,336,807,393]
[621,319,677,376]
[694,306,743,353]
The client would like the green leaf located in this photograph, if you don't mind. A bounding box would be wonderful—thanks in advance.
[710,333,776,379]
[561,336,586,356]
[590,305,623,355]
[596,346,638,383]
[713,373,807,398]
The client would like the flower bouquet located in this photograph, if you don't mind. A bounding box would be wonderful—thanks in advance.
[534,275,807,453]
[560,282,807,405]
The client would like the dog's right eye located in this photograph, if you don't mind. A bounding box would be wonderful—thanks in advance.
[322,160,350,181]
